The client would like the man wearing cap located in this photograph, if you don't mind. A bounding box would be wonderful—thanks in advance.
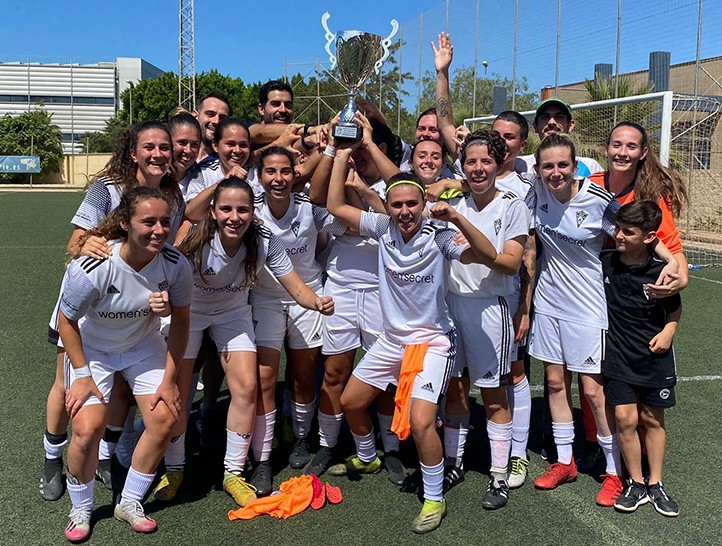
[521,98,604,177]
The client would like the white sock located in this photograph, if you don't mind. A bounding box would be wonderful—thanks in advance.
[420,459,444,502]
[377,412,400,453]
[597,433,621,476]
[43,432,68,459]
[552,421,575,465]
[98,425,123,460]
[251,411,275,462]
[121,466,155,503]
[67,475,94,509]
[164,432,186,471]
[318,412,343,448]
[508,377,531,459]
[487,420,513,477]
[352,430,377,463]
[443,412,470,461]
[291,399,316,439]
[224,428,252,474]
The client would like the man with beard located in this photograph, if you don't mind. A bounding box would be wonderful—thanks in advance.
[194,92,231,162]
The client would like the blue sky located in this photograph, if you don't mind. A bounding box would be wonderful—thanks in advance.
[2,0,718,104]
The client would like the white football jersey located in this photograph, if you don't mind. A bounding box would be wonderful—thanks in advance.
[71,177,185,245]
[447,191,530,298]
[60,241,193,353]
[184,155,262,203]
[529,176,620,328]
[252,193,344,302]
[522,154,604,179]
[359,212,465,345]
[188,228,293,316]
[325,179,386,290]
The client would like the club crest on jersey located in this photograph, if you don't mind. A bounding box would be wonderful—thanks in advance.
[158,280,169,292]
[540,203,549,213]
[290,220,301,237]
[494,218,502,235]
[202,267,216,276]
[576,210,588,227]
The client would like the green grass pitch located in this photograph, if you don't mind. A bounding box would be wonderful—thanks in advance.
[1,191,720,545]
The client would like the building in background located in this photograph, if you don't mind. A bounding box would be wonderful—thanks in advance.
[0,57,163,153]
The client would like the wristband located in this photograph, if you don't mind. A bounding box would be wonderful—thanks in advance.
[301,123,315,151]
[323,146,336,158]
[73,364,92,379]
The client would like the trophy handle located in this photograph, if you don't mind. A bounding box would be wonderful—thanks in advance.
[321,12,337,69]
[374,19,399,74]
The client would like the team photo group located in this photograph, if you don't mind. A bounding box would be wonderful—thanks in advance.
[39,32,688,542]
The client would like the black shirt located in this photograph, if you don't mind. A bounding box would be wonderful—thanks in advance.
[601,249,681,387]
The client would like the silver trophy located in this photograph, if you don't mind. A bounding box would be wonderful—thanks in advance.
[322,12,398,140]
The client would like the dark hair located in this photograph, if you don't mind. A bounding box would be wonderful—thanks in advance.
[494,110,529,141]
[196,91,232,116]
[178,176,260,287]
[212,117,250,144]
[370,119,403,166]
[98,121,180,201]
[616,199,663,234]
[168,113,201,140]
[410,138,446,165]
[259,80,294,105]
[607,121,687,217]
[256,145,296,178]
[534,133,576,166]
[386,172,425,199]
[81,187,172,248]
[416,107,437,128]
[460,129,507,166]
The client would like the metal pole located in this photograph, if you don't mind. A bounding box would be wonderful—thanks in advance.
[284,58,287,83]
[30,135,34,189]
[473,0,479,118]
[688,0,704,232]
[512,0,519,110]
[555,0,561,94]
[417,13,423,117]
[70,59,75,154]
[379,57,383,111]
[398,28,403,134]
[317,57,321,125]
[613,0,622,124]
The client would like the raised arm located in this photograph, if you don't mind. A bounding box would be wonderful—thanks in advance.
[356,112,402,183]
[328,148,363,232]
[432,33,460,160]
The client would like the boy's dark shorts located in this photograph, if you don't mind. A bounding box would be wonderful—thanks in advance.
[604,377,676,409]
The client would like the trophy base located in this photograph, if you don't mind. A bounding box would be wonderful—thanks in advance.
[333,124,361,141]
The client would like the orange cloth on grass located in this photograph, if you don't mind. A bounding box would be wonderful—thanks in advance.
[228,475,314,521]
[391,342,430,441]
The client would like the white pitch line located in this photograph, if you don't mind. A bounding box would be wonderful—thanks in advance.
[690,274,722,285]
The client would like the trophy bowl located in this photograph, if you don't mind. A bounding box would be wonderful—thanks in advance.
[322,13,398,141]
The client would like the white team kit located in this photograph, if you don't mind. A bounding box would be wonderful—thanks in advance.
[525,175,620,372]
[251,192,345,351]
[446,191,530,387]
[185,229,293,359]
[353,211,466,404]
[60,241,193,404]
[322,179,386,356]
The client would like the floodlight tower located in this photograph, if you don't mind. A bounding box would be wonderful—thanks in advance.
[179,0,196,111]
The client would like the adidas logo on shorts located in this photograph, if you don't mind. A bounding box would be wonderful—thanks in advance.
[106,284,120,294]
[420,382,434,393]
[583,356,596,367]
[312,332,321,341]
[203,267,216,276]
[482,371,494,380]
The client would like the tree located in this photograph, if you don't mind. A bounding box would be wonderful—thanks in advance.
[0,109,63,182]
[84,117,130,153]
